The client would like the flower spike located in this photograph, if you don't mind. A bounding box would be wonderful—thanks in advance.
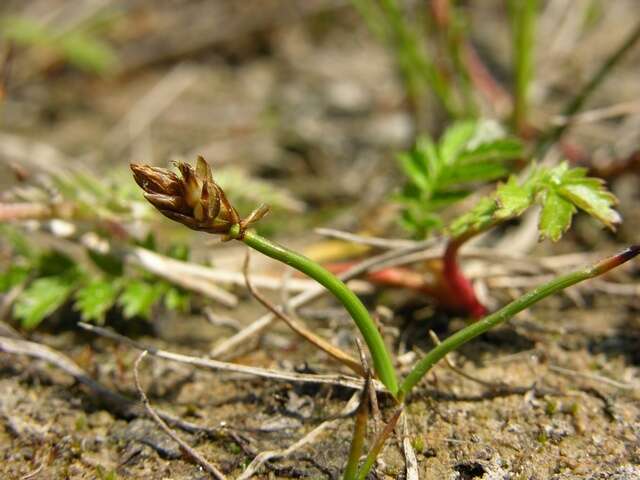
[131,156,267,238]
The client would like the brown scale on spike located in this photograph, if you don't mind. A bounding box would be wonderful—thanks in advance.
[130,156,269,239]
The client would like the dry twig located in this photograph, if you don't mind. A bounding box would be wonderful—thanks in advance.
[237,392,361,480]
[354,338,381,435]
[315,228,424,249]
[401,413,419,480]
[549,364,638,391]
[133,351,227,480]
[243,250,365,376]
[78,322,385,392]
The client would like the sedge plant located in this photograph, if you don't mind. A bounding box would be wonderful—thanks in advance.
[131,156,638,477]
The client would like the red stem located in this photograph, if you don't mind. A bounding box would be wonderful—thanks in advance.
[326,249,486,318]
[442,239,487,318]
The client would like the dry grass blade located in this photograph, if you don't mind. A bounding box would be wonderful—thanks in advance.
[315,228,423,249]
[78,322,386,392]
[129,247,238,307]
[237,392,361,480]
[402,413,419,480]
[548,364,638,391]
[131,247,318,293]
[133,351,227,480]
[243,250,365,377]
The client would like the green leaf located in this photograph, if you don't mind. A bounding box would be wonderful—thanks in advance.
[449,197,497,238]
[439,161,509,186]
[136,232,157,251]
[0,225,35,258]
[74,280,120,324]
[164,286,190,313]
[36,250,76,277]
[458,138,523,164]
[495,176,534,219]
[0,265,29,292]
[428,189,471,209]
[118,280,164,319]
[397,152,429,191]
[167,243,190,262]
[438,121,476,165]
[58,31,117,74]
[558,181,620,229]
[0,16,51,45]
[446,161,620,243]
[539,190,575,241]
[396,120,522,237]
[14,277,75,329]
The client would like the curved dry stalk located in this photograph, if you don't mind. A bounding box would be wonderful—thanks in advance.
[78,322,386,392]
[243,250,365,377]
[133,351,226,480]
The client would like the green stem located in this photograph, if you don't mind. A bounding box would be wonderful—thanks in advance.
[508,0,539,135]
[354,408,402,480]
[399,245,640,399]
[239,229,399,397]
[343,386,369,480]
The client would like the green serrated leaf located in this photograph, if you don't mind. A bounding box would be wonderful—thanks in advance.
[74,280,120,324]
[449,197,497,238]
[458,138,523,164]
[558,182,620,229]
[398,152,429,191]
[539,191,575,242]
[495,176,534,219]
[118,280,164,319]
[444,160,619,244]
[438,121,476,165]
[397,120,522,238]
[428,190,471,209]
[417,137,440,180]
[440,162,509,186]
[14,277,75,329]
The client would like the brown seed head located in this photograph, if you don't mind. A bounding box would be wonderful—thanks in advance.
[130,156,269,238]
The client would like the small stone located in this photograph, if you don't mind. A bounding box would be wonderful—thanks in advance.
[326,81,371,116]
